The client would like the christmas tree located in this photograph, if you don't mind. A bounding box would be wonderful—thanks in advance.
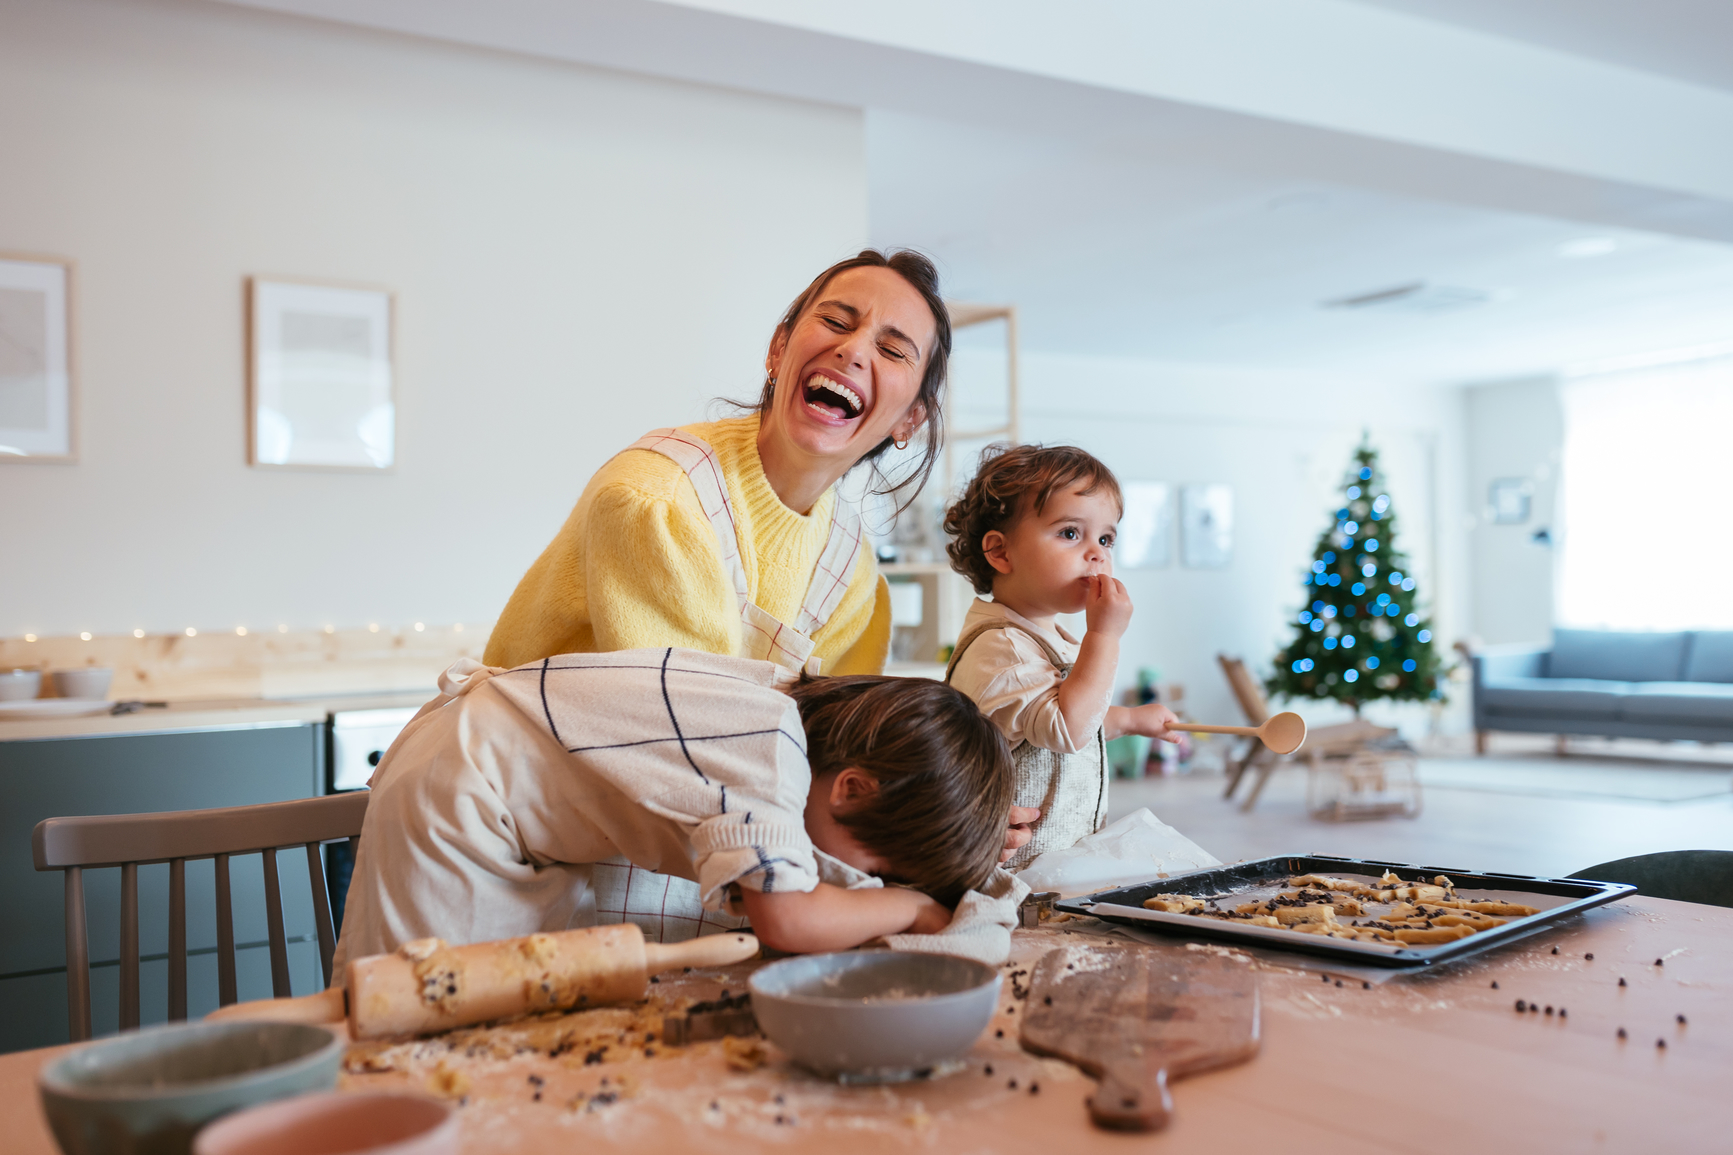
[1266,438,1445,712]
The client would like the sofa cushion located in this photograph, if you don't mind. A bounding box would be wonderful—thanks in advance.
[1480,677,1632,719]
[1684,631,1733,684]
[1550,629,1689,683]
[1618,682,1733,726]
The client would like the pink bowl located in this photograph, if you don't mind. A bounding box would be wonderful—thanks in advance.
[193,1091,455,1155]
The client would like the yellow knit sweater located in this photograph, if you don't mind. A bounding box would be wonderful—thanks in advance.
[485,415,890,673]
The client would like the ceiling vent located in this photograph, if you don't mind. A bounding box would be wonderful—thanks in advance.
[1323,282,1493,312]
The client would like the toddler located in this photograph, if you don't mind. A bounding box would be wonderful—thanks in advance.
[334,648,1017,970]
[943,444,1177,870]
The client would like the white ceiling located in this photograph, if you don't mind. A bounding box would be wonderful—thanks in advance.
[1351,0,1733,94]
[870,111,1733,384]
[220,0,1733,387]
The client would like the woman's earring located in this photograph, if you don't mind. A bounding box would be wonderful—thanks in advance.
[893,433,910,450]
[765,373,776,392]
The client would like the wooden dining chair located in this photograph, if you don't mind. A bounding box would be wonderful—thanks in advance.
[31,791,369,1041]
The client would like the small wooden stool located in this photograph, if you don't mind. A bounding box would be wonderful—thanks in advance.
[1305,747,1421,821]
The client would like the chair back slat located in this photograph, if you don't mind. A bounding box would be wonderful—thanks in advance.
[1217,654,1270,725]
[261,850,293,998]
[215,853,237,1007]
[119,863,140,1030]
[64,867,91,1041]
[304,843,337,988]
[168,858,188,1021]
[33,793,371,870]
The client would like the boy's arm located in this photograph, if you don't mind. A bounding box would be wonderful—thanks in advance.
[738,883,951,954]
[1104,702,1180,742]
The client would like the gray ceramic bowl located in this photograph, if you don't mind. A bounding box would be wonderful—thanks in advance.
[749,951,1000,1082]
[38,1020,343,1155]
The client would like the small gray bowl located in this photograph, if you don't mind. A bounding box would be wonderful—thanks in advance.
[38,1020,343,1155]
[749,951,1000,1082]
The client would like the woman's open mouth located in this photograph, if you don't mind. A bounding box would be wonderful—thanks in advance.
[801,373,864,422]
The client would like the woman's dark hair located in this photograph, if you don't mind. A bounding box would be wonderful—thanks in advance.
[943,443,1125,595]
[784,674,1012,908]
[753,249,952,512]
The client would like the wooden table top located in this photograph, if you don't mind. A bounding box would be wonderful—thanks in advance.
[5,895,1729,1153]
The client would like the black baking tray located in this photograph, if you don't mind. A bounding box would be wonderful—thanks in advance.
[1056,854,1636,969]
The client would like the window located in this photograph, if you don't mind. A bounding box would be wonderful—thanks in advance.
[1556,355,1733,629]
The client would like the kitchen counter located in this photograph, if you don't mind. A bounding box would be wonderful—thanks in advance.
[4,894,1728,1153]
[0,692,433,743]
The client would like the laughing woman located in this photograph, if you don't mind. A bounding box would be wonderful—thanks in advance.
[484,250,951,676]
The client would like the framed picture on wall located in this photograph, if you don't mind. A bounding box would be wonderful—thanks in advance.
[248,277,394,471]
[0,255,75,462]
[1180,483,1233,568]
[1117,481,1173,568]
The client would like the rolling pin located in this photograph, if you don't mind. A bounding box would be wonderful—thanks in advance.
[207,924,759,1039]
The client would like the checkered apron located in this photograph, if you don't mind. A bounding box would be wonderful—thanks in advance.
[624,428,864,677]
[587,428,865,940]
[945,620,1108,872]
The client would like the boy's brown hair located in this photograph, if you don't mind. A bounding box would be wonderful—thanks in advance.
[784,675,1013,907]
[942,443,1124,595]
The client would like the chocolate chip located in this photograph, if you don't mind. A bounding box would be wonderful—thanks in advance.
[1678,1014,1688,1025]
[1516,999,1527,1011]
[775,1114,785,1125]
[710,1101,719,1111]
[1008,1079,1018,1089]
[1030,1083,1040,1094]
[1617,1028,1627,1039]
[994,1030,1003,1038]
[1334,980,1343,988]
[649,976,660,984]
[1545,1006,1554,1015]
[1585,953,1594,961]
[719,990,729,998]
[1657,1039,1666,1049]
[774,1095,785,1105]
[1655,958,1664,967]
[1044,996,1052,1005]
[1491,981,1499,989]
[1530,1004,1539,1013]
[1619,978,1627,987]
[1362,981,1371,990]
[985,1065,994,1076]
[1322,974,1330,983]
[1551,946,1559,955]
[1559,1008,1567,1017]
[644,1048,655,1057]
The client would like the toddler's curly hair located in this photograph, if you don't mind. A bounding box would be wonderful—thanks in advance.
[942,443,1124,595]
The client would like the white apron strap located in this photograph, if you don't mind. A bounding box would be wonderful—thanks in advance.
[624,428,860,676]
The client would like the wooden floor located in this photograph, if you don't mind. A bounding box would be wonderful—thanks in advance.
[1107,732,1733,879]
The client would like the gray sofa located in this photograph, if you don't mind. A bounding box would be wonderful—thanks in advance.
[1472,629,1733,751]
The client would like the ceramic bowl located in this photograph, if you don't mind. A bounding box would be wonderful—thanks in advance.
[52,667,114,701]
[193,1092,456,1155]
[37,1020,343,1155]
[749,950,1000,1082]
[0,668,42,701]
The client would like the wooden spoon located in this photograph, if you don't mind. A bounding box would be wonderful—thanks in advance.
[1169,711,1306,755]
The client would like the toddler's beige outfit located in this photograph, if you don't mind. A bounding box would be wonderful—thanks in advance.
[333,647,1024,974]
[945,599,1109,872]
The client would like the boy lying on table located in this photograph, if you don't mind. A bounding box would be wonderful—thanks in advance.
[333,648,1029,973]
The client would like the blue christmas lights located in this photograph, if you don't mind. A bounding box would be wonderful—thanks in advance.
[1359,467,1372,480]
[1323,637,1337,650]
[1310,620,1324,632]
[1312,600,1326,613]
[1291,658,1315,673]
[1366,539,1379,551]
[1298,610,1313,624]
[1403,659,1417,672]
[1389,571,1403,584]
[1322,552,1336,563]
[1402,578,1416,591]
[1346,486,1361,499]
[1376,593,1390,606]
[1361,563,1376,577]
[1341,635,1356,649]
[1343,520,1360,535]
[1405,613,1420,627]
[1351,582,1365,595]
[1328,574,1341,586]
[1344,669,1360,683]
[1366,656,1380,669]
[1417,630,1432,643]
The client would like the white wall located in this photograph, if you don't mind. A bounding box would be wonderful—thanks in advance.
[1462,377,1562,646]
[0,0,865,637]
[945,349,1471,737]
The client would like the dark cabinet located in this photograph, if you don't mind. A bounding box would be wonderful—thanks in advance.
[0,723,326,1053]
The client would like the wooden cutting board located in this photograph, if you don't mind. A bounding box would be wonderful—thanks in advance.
[1019,943,1260,1131]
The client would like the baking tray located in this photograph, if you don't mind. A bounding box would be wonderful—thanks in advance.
[1056,854,1636,969]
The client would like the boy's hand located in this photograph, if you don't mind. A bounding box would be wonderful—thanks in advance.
[1082,574,1133,639]
[1000,805,1041,862]
[905,892,954,936]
